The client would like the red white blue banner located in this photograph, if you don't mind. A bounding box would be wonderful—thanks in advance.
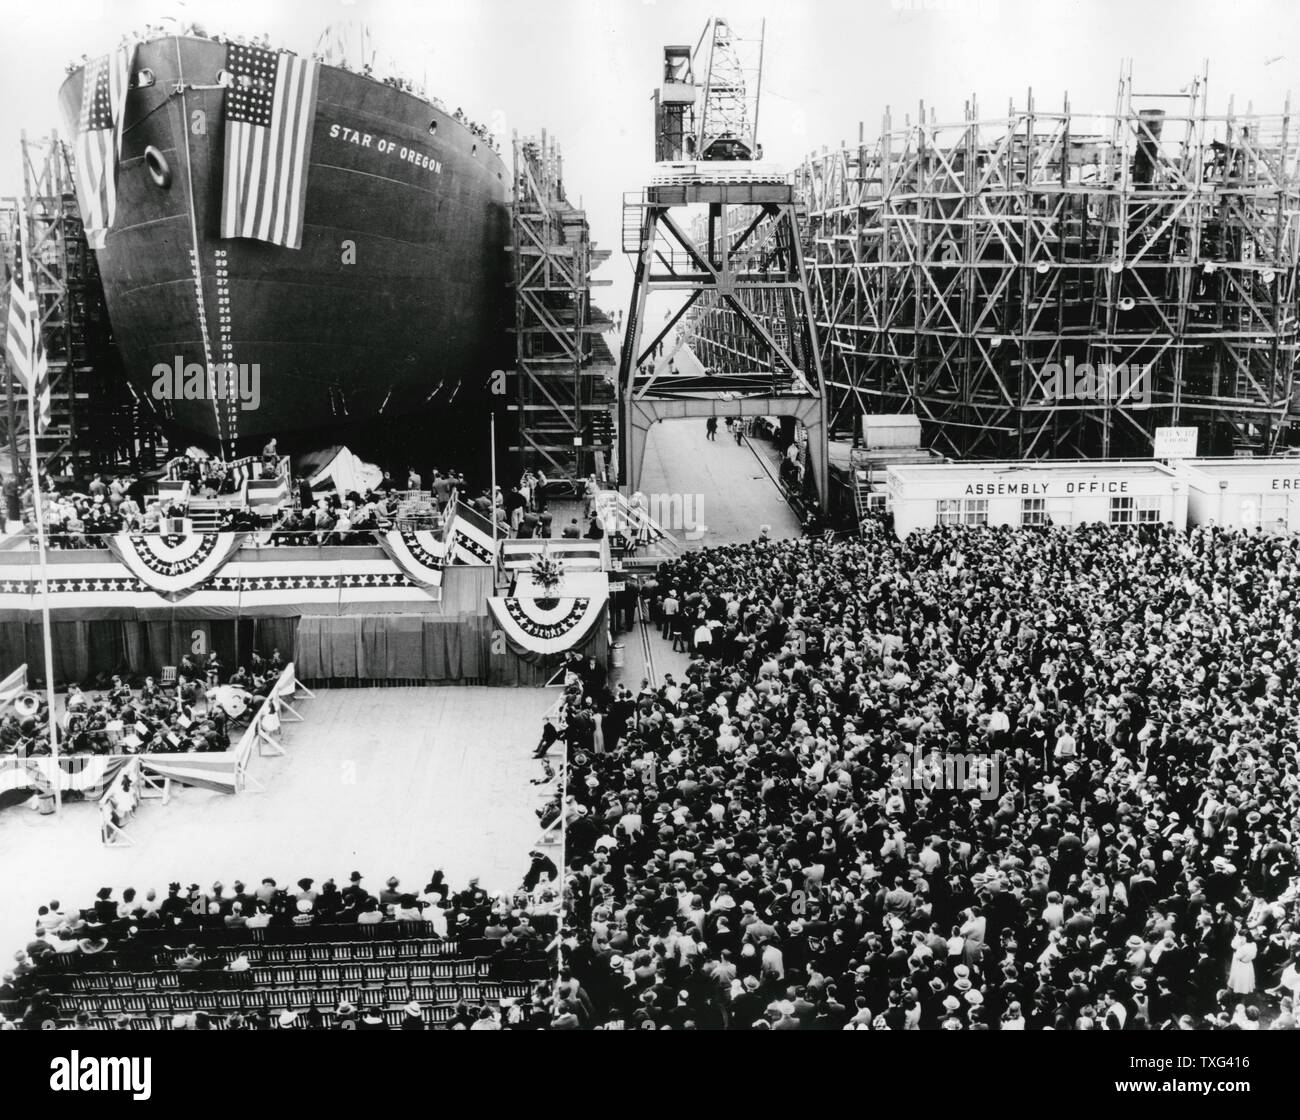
[487,595,606,656]
[106,532,246,599]
[376,530,448,588]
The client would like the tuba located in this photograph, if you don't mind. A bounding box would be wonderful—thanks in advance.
[14,693,41,719]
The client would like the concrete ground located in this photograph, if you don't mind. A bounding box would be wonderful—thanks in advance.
[0,686,555,958]
[637,418,802,550]
[610,417,801,691]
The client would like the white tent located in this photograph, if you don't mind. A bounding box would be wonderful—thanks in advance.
[305,446,384,497]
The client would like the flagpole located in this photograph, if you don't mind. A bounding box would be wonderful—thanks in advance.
[490,412,498,547]
[25,365,61,816]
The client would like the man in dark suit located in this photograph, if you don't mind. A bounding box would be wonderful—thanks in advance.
[534,718,559,759]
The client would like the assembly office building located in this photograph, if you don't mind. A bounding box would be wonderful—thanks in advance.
[884,457,1300,537]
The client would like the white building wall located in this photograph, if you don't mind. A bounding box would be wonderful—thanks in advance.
[887,464,1184,538]
[1181,460,1300,531]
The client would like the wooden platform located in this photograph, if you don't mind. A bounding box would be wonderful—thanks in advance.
[0,686,556,959]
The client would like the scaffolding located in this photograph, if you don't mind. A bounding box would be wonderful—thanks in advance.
[507,131,615,481]
[0,131,161,478]
[784,66,1300,459]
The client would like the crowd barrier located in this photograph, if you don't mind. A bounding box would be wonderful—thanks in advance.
[232,663,312,794]
[97,756,169,847]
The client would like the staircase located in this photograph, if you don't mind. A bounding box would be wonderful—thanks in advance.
[596,489,684,570]
[185,499,227,532]
[851,462,876,528]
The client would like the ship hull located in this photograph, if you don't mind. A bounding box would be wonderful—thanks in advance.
[59,37,510,452]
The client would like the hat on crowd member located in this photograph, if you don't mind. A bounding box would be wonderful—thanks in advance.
[279,1010,298,1027]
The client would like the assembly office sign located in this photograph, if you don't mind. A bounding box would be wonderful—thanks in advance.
[1154,426,1198,460]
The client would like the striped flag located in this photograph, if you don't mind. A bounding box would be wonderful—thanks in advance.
[4,207,52,434]
[71,45,134,250]
[221,45,319,250]
[0,664,27,705]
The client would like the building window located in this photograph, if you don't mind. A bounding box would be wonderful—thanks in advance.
[1021,498,1047,527]
[1135,496,1162,524]
[1109,496,1135,524]
[1261,495,1288,528]
[936,499,987,527]
[936,499,962,526]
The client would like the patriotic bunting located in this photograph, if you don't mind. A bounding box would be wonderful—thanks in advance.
[487,595,606,656]
[105,532,246,599]
[499,540,606,572]
[448,502,498,565]
[376,530,448,589]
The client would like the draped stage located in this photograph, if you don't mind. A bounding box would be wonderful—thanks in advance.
[0,527,610,690]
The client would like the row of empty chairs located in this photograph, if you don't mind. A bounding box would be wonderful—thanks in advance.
[65,1005,464,1029]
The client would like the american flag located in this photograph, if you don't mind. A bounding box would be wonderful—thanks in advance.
[221,45,320,250]
[72,45,134,250]
[4,207,51,435]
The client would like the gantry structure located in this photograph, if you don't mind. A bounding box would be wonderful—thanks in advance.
[508,131,615,481]
[754,66,1300,459]
[621,19,829,508]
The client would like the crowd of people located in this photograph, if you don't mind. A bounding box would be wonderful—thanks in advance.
[1,865,558,1030]
[554,521,1300,1029]
[11,447,608,549]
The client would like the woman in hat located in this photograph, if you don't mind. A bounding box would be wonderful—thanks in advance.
[1228,927,1257,996]
[400,1000,425,1029]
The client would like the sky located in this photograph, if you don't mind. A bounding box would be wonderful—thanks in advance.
[2,0,1299,317]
